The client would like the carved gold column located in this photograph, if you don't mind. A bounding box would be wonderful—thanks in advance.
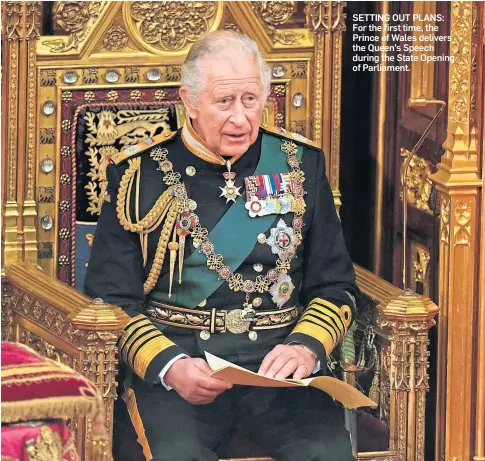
[1,1,41,268]
[22,2,41,265]
[429,2,481,460]
[306,1,346,210]
[1,2,24,266]
[379,291,438,461]
[72,298,129,458]
[474,3,485,461]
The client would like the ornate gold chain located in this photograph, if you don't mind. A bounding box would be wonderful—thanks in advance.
[149,140,307,307]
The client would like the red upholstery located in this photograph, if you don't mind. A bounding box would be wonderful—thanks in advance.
[1,342,100,424]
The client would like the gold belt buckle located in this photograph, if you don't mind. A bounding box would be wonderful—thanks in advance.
[223,309,250,334]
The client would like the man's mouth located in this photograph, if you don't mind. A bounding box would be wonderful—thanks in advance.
[226,133,248,141]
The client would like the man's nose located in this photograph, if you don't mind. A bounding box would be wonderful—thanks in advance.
[229,100,247,126]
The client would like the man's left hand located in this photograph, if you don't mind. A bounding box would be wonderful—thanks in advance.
[258,344,317,380]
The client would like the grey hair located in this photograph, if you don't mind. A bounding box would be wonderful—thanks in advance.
[180,30,272,107]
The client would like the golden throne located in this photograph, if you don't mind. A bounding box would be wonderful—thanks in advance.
[1,2,438,461]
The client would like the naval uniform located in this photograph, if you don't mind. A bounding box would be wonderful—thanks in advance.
[84,123,359,461]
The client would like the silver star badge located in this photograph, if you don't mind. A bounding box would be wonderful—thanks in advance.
[219,180,242,203]
[267,219,297,260]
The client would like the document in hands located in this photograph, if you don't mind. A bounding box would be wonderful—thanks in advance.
[205,352,376,410]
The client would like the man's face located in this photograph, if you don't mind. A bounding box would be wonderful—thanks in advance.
[182,53,265,157]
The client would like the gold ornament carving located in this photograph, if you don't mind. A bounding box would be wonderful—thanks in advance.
[449,2,473,124]
[25,425,63,461]
[103,25,129,52]
[125,67,140,83]
[306,1,346,33]
[128,2,218,52]
[412,247,431,285]
[440,198,451,244]
[41,70,57,86]
[400,148,433,213]
[25,2,42,40]
[40,128,55,144]
[7,40,19,201]
[44,1,106,53]
[453,200,472,247]
[83,108,171,215]
[223,10,242,33]
[291,61,307,78]
[83,68,98,84]
[331,30,343,190]
[253,1,304,45]
[4,2,23,41]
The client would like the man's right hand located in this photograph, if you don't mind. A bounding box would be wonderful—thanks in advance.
[164,357,233,405]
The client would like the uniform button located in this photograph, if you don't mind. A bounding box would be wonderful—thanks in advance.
[257,233,266,244]
[252,297,262,308]
[248,331,258,341]
[253,263,263,273]
[200,330,210,340]
[186,166,196,176]
[198,299,207,307]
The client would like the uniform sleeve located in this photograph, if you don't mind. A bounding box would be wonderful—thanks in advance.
[284,148,360,367]
[84,163,187,385]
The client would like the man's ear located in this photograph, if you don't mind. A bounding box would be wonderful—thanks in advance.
[179,87,198,120]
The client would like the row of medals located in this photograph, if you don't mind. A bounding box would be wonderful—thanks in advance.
[151,140,306,341]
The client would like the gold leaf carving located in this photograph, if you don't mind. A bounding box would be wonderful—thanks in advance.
[306,1,346,33]
[412,246,431,285]
[449,2,473,124]
[223,10,242,33]
[103,25,129,51]
[252,1,304,45]
[400,148,433,213]
[129,2,217,52]
[43,1,107,53]
[453,200,472,247]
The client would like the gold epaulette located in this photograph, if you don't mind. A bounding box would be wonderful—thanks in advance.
[260,124,321,150]
[111,130,178,166]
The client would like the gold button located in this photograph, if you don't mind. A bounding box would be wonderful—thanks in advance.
[186,166,196,176]
[253,297,262,308]
[253,263,263,273]
[257,233,266,244]
[248,331,258,341]
[198,299,207,307]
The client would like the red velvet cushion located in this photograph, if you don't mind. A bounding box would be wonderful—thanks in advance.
[1,342,100,424]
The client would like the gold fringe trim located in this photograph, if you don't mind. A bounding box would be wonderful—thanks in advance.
[1,395,99,424]
[122,388,153,461]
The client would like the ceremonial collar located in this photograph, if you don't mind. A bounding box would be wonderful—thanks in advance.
[181,117,246,166]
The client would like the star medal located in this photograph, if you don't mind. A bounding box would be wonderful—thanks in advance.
[267,219,298,260]
[219,160,241,203]
[269,274,295,308]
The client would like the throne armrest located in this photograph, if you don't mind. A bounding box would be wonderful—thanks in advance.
[1,262,130,460]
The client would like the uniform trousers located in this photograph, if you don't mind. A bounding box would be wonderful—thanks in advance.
[114,371,355,461]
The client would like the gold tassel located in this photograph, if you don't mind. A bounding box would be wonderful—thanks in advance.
[177,232,186,284]
[168,226,179,298]
[90,412,109,461]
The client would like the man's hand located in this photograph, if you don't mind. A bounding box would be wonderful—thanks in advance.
[258,344,317,380]
[164,358,233,405]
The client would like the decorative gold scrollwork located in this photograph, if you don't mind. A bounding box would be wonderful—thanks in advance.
[400,148,433,213]
[128,1,218,52]
[253,1,304,45]
[43,1,107,53]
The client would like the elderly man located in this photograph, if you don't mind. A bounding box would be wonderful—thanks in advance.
[85,31,359,461]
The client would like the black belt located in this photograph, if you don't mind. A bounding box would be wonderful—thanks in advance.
[146,301,298,335]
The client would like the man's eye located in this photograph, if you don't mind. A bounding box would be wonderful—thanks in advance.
[219,98,231,105]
